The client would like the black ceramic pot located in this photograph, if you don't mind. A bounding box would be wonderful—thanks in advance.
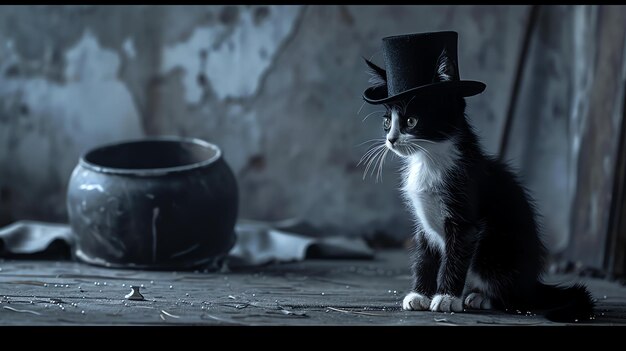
[66,137,238,269]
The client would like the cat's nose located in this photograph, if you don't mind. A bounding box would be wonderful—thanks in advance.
[387,136,398,145]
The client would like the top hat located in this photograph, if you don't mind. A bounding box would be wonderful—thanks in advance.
[363,31,486,105]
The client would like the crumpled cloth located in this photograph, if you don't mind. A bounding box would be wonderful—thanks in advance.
[0,219,374,267]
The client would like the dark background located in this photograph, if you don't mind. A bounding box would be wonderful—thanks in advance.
[0,5,625,273]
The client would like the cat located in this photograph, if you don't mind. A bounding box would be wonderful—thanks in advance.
[362,58,595,323]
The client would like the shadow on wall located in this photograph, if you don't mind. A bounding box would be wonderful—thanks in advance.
[0,5,624,259]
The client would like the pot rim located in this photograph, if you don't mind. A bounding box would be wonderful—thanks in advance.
[79,136,222,176]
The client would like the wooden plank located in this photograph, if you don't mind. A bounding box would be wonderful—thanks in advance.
[568,5,626,269]
[605,79,626,278]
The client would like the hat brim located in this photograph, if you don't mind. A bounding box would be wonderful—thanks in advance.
[363,80,486,105]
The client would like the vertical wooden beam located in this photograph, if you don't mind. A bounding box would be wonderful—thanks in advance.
[567,5,626,269]
[498,5,540,159]
[605,79,626,277]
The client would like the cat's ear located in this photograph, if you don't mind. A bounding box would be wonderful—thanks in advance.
[434,48,456,83]
[363,57,387,87]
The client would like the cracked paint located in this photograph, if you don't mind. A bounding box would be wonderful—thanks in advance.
[0,30,142,219]
[122,37,136,59]
[162,5,301,103]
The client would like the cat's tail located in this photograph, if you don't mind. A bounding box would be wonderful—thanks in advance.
[535,282,595,322]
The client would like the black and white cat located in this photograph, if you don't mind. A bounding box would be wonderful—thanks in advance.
[363,58,594,322]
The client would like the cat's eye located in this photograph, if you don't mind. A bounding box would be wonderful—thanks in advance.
[407,117,417,128]
[382,117,391,130]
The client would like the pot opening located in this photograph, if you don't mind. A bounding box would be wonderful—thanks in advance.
[81,137,221,175]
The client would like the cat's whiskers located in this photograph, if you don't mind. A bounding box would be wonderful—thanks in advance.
[362,109,386,122]
[368,148,384,178]
[376,147,390,183]
[358,143,386,181]
[404,141,437,165]
[357,101,366,115]
[394,140,414,156]
[413,144,437,165]
[364,146,386,180]
[354,138,385,147]
[412,138,437,144]
[357,143,385,167]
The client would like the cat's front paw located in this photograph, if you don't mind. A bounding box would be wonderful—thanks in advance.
[430,294,463,312]
[464,292,492,310]
[402,292,431,311]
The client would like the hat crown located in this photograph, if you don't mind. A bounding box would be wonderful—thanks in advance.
[382,31,460,97]
[362,30,485,104]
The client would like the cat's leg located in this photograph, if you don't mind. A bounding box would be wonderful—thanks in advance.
[463,270,493,310]
[430,222,477,313]
[403,233,441,311]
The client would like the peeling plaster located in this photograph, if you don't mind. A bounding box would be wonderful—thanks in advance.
[122,37,136,59]
[0,30,142,218]
[162,5,301,103]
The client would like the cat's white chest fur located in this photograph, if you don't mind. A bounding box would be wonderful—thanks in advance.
[400,139,460,252]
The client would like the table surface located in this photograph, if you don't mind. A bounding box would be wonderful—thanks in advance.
[0,250,624,325]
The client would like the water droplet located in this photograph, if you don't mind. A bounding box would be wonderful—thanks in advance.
[346,286,350,289]
[78,286,82,289]
[81,310,85,314]
[325,309,330,313]
[150,281,154,284]
[122,283,126,287]
[321,292,325,296]
[43,283,48,287]
[103,282,107,286]
[574,319,578,322]
[252,294,256,297]
[54,284,59,288]
[99,290,102,293]
[29,301,33,304]
[124,303,128,307]
[201,306,205,310]
[169,285,173,289]
[44,304,48,308]
[94,282,98,285]
[190,303,194,306]
[604,295,607,299]
[387,290,392,293]
[394,290,397,294]
[186,293,189,297]
[65,285,69,288]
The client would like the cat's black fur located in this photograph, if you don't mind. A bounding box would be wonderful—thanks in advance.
[367,66,594,322]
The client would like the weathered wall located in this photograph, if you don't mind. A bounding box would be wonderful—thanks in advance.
[506,5,626,260]
[1,5,622,255]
